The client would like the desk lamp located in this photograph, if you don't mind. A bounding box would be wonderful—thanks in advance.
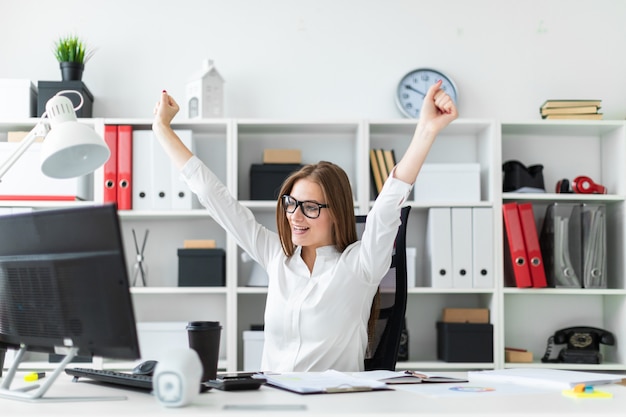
[0,90,110,181]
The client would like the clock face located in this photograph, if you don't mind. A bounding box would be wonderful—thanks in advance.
[396,68,458,118]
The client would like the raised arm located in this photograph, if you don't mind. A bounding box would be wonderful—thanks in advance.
[393,80,458,184]
[152,90,194,169]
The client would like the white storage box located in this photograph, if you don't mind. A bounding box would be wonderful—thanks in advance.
[413,163,481,203]
[243,330,264,372]
[0,79,37,118]
[136,322,189,361]
[0,142,90,200]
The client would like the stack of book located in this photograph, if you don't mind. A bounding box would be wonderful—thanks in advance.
[540,99,602,120]
[369,148,396,196]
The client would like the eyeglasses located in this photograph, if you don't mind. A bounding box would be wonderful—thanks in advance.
[282,195,328,219]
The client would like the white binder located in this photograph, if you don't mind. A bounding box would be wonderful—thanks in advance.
[425,207,453,288]
[451,207,473,288]
[150,135,172,210]
[132,130,154,210]
[170,130,194,210]
[472,207,494,288]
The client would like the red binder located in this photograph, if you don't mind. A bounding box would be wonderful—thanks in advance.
[103,125,118,204]
[517,202,548,288]
[502,203,532,288]
[116,125,133,210]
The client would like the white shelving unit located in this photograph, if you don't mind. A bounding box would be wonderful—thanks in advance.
[1,117,625,373]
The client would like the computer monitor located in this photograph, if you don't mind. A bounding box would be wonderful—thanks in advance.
[0,204,140,401]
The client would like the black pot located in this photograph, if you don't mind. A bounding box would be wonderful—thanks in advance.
[60,62,84,81]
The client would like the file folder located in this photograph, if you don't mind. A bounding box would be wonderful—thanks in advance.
[471,207,494,288]
[517,203,547,288]
[426,208,452,288]
[170,130,194,210]
[117,125,133,210]
[539,203,582,288]
[131,130,153,210]
[581,205,606,288]
[451,208,473,288]
[102,125,118,204]
[502,203,532,288]
[151,131,172,210]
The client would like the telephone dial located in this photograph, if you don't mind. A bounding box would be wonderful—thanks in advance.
[541,326,615,364]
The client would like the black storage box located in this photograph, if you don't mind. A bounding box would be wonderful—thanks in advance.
[178,248,225,287]
[250,164,303,200]
[437,322,493,362]
[37,81,93,117]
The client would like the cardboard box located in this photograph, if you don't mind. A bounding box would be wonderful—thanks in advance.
[413,163,481,203]
[37,81,93,117]
[263,149,302,164]
[505,348,533,363]
[183,239,216,249]
[249,163,303,200]
[178,248,225,286]
[442,308,490,323]
[0,79,37,118]
[437,322,493,362]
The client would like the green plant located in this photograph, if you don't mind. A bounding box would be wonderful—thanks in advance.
[54,34,94,64]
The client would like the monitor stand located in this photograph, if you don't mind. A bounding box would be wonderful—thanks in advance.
[0,345,127,402]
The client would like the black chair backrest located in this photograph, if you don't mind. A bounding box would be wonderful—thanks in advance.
[357,206,410,371]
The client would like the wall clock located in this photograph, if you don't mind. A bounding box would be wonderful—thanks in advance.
[395,68,457,118]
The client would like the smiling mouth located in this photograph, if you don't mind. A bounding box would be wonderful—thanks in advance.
[293,225,309,233]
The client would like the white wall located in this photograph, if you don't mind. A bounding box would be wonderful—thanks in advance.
[1,0,625,120]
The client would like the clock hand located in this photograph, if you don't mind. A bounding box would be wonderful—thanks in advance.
[404,85,426,97]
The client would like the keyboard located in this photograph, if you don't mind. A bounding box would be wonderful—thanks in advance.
[66,368,153,391]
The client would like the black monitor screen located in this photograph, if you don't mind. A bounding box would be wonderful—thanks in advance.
[0,204,140,360]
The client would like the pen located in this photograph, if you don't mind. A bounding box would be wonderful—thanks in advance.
[24,372,46,382]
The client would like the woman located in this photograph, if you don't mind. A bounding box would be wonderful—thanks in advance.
[152,81,457,372]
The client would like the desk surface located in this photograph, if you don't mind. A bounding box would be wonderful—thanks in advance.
[1,372,625,416]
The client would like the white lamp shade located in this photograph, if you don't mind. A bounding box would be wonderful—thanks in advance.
[40,121,110,179]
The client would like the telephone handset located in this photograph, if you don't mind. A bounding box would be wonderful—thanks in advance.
[542,326,615,364]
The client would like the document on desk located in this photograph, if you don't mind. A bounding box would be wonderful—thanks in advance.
[350,370,468,384]
[468,368,626,390]
[262,370,389,394]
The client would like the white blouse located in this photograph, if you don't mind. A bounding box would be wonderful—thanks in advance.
[181,156,413,372]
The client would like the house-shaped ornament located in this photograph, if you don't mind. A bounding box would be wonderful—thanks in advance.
[186,59,224,119]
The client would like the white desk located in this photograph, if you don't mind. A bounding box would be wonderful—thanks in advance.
[1,372,625,416]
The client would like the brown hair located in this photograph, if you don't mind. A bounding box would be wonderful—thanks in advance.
[276,161,357,257]
[275,161,379,349]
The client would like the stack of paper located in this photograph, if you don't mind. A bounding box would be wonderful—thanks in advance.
[468,368,625,390]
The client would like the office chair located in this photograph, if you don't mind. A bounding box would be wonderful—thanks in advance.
[357,206,411,371]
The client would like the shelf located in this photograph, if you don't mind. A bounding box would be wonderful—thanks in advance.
[408,288,495,295]
[503,288,626,296]
[2,118,625,374]
[503,192,625,203]
[130,287,227,295]
[400,361,495,371]
[503,362,626,371]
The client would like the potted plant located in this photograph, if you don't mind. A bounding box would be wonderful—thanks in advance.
[53,34,94,81]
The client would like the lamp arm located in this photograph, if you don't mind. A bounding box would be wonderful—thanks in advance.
[0,120,50,181]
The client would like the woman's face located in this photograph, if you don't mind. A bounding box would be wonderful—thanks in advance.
[286,178,334,250]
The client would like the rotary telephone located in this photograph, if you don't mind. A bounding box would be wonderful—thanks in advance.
[541,326,615,364]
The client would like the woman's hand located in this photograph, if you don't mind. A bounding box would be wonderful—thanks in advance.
[393,80,459,184]
[152,90,180,131]
[418,80,458,135]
